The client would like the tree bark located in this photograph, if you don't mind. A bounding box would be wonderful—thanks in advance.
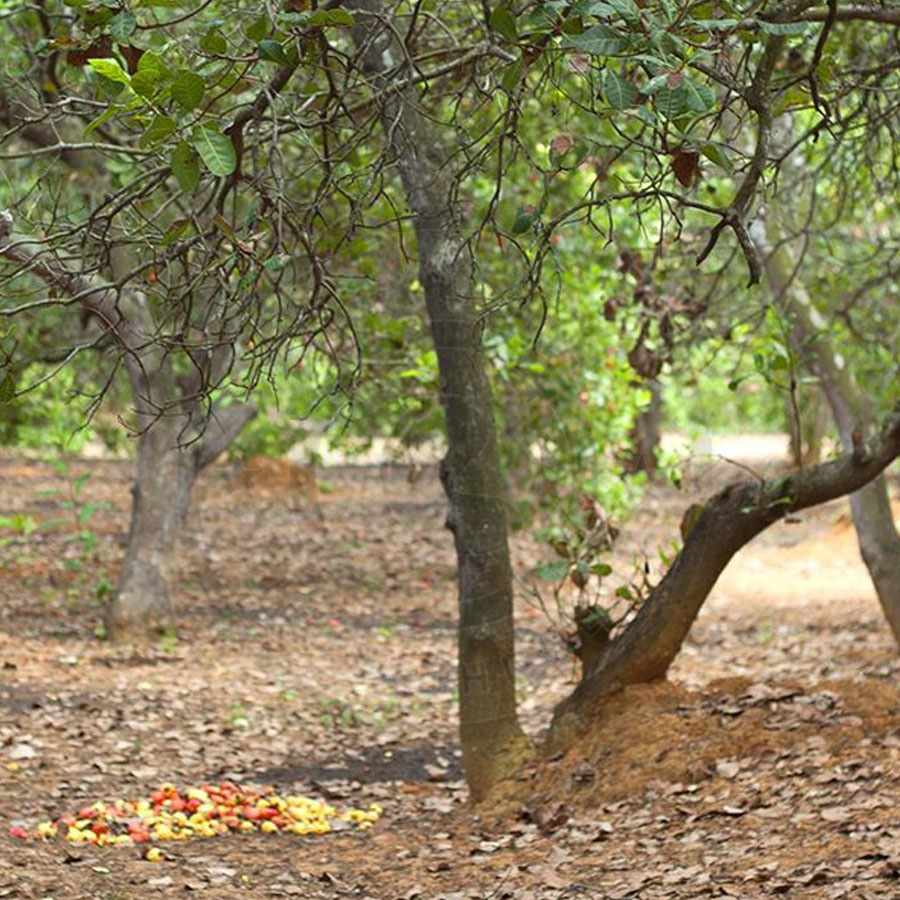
[551,406,900,734]
[106,400,257,641]
[347,1,528,800]
[109,414,194,639]
[757,218,900,646]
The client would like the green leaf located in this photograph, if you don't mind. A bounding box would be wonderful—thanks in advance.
[77,502,98,525]
[131,71,156,97]
[170,141,200,192]
[583,2,616,16]
[560,14,584,35]
[682,76,715,113]
[171,70,205,111]
[161,217,191,245]
[257,39,289,65]
[694,17,739,31]
[138,50,166,75]
[83,104,118,136]
[511,207,538,234]
[772,86,810,115]
[523,6,561,32]
[490,5,518,42]
[561,25,627,56]
[108,10,137,41]
[307,8,354,27]
[757,20,811,35]
[0,373,15,404]
[264,254,289,272]
[590,562,613,577]
[534,560,570,582]
[641,73,669,95]
[139,114,176,147]
[654,85,687,117]
[636,105,656,126]
[200,28,227,55]
[246,15,269,42]
[83,8,115,29]
[607,0,640,24]
[500,56,523,93]
[87,57,131,85]
[700,142,732,173]
[604,69,638,109]
[191,126,236,176]
[581,605,613,628]
[131,51,168,97]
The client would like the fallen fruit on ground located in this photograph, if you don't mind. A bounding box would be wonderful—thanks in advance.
[9,781,382,847]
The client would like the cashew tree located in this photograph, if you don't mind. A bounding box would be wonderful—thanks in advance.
[0,9,351,639]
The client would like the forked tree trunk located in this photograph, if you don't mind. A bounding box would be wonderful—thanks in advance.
[106,399,256,641]
[349,1,528,800]
[551,409,900,736]
[758,219,900,645]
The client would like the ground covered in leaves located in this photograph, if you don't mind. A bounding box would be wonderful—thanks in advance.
[1,442,899,899]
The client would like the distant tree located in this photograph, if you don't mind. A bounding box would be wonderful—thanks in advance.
[751,118,900,643]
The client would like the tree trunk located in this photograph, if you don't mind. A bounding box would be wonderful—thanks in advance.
[106,399,257,642]
[624,380,663,475]
[786,384,830,468]
[348,1,528,800]
[758,219,900,645]
[107,416,194,639]
[551,408,900,736]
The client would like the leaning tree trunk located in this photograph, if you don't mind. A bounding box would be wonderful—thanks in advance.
[550,408,900,738]
[348,1,528,800]
[757,217,900,646]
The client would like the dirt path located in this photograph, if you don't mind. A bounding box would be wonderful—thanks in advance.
[1,447,898,899]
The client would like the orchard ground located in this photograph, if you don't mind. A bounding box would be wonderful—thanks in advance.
[1,437,899,899]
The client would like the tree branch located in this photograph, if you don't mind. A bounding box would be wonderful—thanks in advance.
[696,36,786,285]
[0,90,92,171]
[194,402,258,471]
[0,208,164,415]
[0,210,122,326]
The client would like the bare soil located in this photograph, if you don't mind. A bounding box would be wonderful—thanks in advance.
[1,446,899,899]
